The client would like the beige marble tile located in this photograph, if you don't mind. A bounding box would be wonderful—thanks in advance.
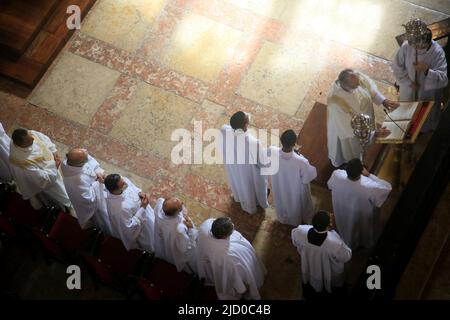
[82,0,166,52]
[238,41,323,116]
[29,52,120,126]
[109,82,198,159]
[162,12,242,83]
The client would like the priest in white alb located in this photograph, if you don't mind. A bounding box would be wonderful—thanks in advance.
[327,69,399,167]
[292,210,352,296]
[392,26,448,132]
[196,217,266,300]
[104,173,155,252]
[0,122,12,182]
[153,197,198,273]
[9,128,71,210]
[327,158,392,249]
[220,111,269,214]
[61,148,111,234]
[269,129,317,225]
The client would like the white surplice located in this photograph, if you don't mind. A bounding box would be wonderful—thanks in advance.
[105,177,155,252]
[61,155,112,234]
[220,125,269,214]
[269,147,317,225]
[392,40,448,132]
[196,218,266,300]
[9,130,71,209]
[153,198,198,273]
[327,72,385,167]
[0,122,12,182]
[292,225,352,293]
[327,169,392,249]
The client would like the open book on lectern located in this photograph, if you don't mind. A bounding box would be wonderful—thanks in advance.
[377,101,420,141]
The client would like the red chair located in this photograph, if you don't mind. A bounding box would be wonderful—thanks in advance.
[143,258,196,300]
[135,277,163,300]
[81,236,148,295]
[33,211,99,264]
[5,193,46,228]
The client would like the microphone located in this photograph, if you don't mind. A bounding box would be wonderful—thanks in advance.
[383,109,409,138]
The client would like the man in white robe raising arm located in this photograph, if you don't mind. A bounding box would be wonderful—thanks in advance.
[104,174,155,252]
[9,128,71,210]
[327,158,392,249]
[196,217,266,300]
[392,27,448,132]
[269,129,317,225]
[153,197,198,273]
[327,69,399,167]
[61,148,111,234]
[220,111,269,214]
[292,210,351,298]
[0,122,12,182]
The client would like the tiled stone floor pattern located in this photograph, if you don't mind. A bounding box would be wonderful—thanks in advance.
[1,0,449,299]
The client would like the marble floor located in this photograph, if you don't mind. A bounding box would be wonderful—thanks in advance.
[1,0,449,299]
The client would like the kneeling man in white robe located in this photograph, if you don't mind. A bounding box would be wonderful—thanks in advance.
[0,122,12,182]
[104,174,155,252]
[392,27,448,132]
[292,211,352,296]
[327,69,399,167]
[269,129,317,225]
[153,197,198,273]
[196,217,266,300]
[220,111,269,214]
[9,128,71,210]
[61,148,111,234]
[327,159,392,249]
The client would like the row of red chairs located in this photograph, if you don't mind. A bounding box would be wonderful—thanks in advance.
[0,184,217,300]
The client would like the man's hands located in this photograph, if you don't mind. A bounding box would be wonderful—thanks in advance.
[139,192,150,208]
[375,126,391,138]
[362,166,370,177]
[96,172,106,183]
[413,61,429,73]
[53,152,61,169]
[382,99,400,111]
[183,216,194,229]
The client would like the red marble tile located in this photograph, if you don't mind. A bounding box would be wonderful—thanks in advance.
[0,93,28,132]
[207,34,263,106]
[68,32,134,73]
[90,74,140,134]
[137,3,186,61]
[126,56,209,103]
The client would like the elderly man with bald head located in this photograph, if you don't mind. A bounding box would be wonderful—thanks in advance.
[61,148,111,233]
[153,196,198,273]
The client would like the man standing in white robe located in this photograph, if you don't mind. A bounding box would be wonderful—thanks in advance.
[61,148,111,234]
[392,28,448,132]
[220,111,269,214]
[104,173,155,252]
[327,69,399,167]
[0,122,12,182]
[9,128,71,210]
[196,217,266,300]
[269,129,317,225]
[327,158,392,249]
[292,211,352,296]
[153,197,198,273]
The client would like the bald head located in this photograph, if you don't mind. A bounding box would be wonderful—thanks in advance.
[338,69,360,91]
[66,148,88,167]
[162,197,183,216]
